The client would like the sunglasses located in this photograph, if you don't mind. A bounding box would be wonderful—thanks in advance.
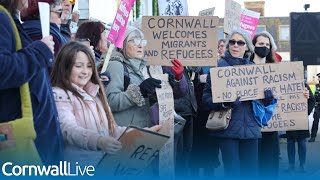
[128,38,147,47]
[63,0,76,4]
[229,40,246,46]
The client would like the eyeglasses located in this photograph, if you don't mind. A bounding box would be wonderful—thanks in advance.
[229,40,246,46]
[101,29,108,35]
[76,38,91,43]
[128,38,147,47]
[51,9,63,18]
[75,38,90,46]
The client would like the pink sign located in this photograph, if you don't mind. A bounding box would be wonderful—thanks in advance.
[108,0,136,48]
[240,9,260,39]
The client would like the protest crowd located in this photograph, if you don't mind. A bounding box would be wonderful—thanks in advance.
[1,0,320,179]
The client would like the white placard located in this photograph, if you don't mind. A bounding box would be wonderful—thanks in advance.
[38,2,50,37]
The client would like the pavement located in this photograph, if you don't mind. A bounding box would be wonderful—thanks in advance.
[206,112,320,178]
[278,137,320,178]
[277,111,320,178]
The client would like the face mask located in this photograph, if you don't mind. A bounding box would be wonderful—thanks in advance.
[255,46,270,58]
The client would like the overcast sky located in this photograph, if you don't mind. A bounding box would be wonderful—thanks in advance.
[188,0,320,17]
[86,0,320,23]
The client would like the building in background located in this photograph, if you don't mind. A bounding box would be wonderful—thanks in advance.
[82,0,319,83]
[217,0,319,84]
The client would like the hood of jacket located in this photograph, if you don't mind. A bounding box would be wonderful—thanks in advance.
[111,51,147,79]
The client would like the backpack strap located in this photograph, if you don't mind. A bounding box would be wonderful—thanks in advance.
[110,57,130,91]
[146,66,153,78]
[123,63,130,91]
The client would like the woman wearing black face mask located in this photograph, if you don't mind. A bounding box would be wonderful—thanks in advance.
[251,31,279,178]
[251,31,278,64]
[252,31,314,176]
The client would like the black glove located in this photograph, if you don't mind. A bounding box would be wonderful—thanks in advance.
[139,78,162,97]
[223,96,241,108]
[263,89,274,106]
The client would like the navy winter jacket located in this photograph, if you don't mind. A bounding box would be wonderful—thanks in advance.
[0,12,63,165]
[23,20,68,56]
[60,23,71,41]
[202,51,262,139]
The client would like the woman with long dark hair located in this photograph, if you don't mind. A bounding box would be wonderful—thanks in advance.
[51,41,161,166]
[251,31,279,177]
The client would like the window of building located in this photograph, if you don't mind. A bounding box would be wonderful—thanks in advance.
[218,26,225,40]
[279,25,290,41]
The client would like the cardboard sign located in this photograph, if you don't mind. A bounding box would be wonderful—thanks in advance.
[96,126,169,176]
[210,62,304,102]
[107,0,135,48]
[158,0,189,16]
[210,61,307,131]
[153,74,175,177]
[262,92,308,132]
[240,9,260,39]
[142,16,219,66]
[224,0,242,35]
[199,7,215,16]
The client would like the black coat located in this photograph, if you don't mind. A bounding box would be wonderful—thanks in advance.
[282,84,315,139]
[174,67,198,117]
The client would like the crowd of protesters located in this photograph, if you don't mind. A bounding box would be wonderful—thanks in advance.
[0,0,318,178]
